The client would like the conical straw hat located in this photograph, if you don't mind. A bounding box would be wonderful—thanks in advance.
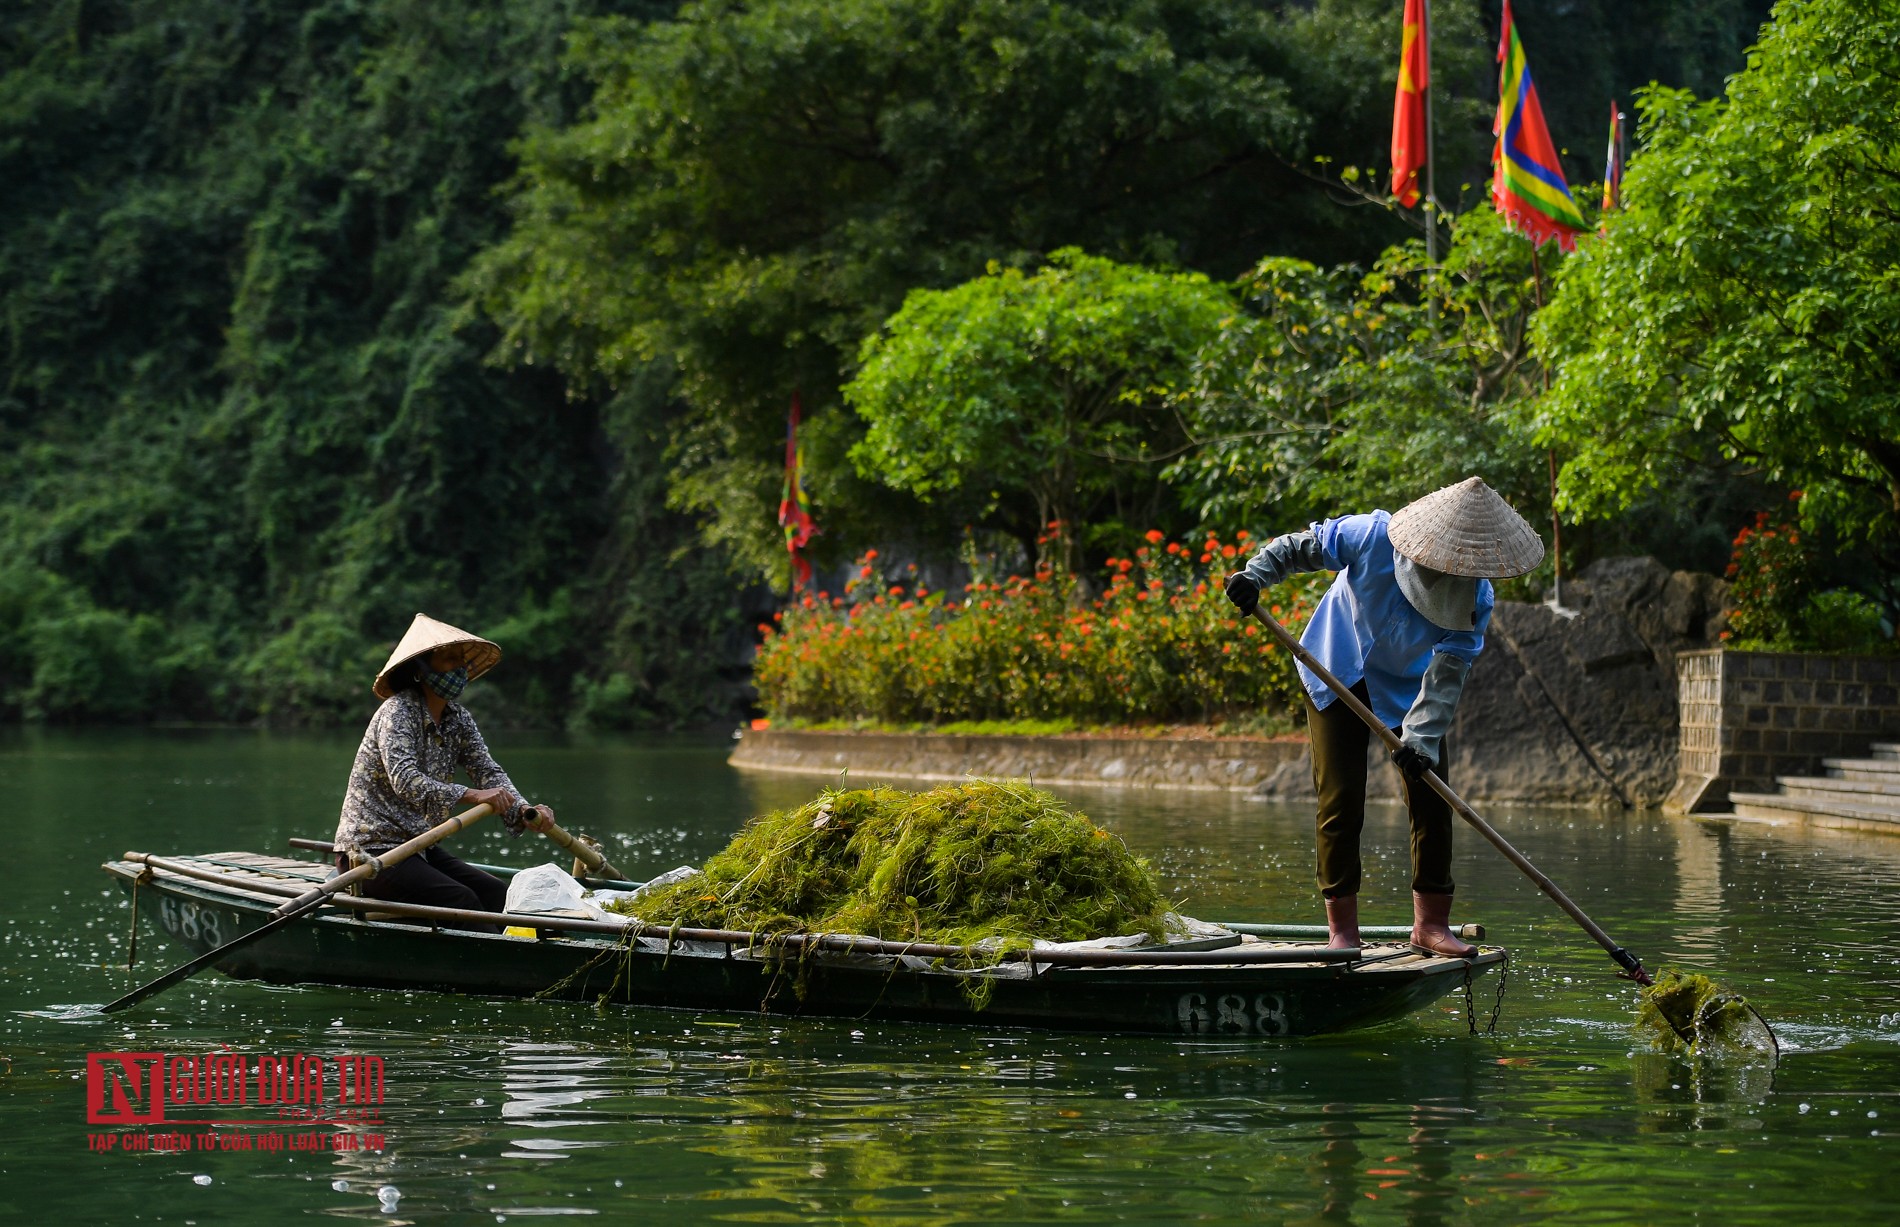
[373,613,502,699]
[1387,477,1545,578]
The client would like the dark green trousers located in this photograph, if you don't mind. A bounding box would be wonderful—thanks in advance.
[1307,680,1455,899]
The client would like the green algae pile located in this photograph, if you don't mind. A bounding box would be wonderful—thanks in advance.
[612,781,1170,948]
[1635,969,1778,1057]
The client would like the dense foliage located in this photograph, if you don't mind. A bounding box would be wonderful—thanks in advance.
[1537,0,1900,599]
[1173,210,1553,537]
[0,0,1791,724]
[753,532,1323,727]
[1724,498,1893,652]
[846,252,1234,567]
[0,0,753,726]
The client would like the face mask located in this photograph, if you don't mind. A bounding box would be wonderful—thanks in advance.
[421,664,469,701]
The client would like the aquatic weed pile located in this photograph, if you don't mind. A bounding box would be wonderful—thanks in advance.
[614,782,1170,948]
[1635,969,1776,1056]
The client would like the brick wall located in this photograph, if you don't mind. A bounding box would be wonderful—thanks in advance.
[1666,649,1900,812]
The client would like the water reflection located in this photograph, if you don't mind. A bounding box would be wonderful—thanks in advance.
[6,730,1900,1224]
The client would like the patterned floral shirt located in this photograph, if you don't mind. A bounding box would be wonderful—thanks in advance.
[331,690,526,853]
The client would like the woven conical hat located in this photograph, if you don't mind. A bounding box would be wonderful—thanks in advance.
[1387,477,1545,578]
[372,613,502,699]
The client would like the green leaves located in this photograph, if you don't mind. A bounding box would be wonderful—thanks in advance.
[1170,210,1554,535]
[1536,0,1900,551]
[844,250,1232,560]
[470,0,1432,576]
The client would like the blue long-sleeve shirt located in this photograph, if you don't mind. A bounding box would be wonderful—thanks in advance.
[1258,511,1493,729]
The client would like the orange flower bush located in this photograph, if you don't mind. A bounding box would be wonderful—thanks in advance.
[1723,499,1811,647]
[754,531,1325,726]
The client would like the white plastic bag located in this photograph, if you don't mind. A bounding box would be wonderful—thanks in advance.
[504,863,592,917]
[629,865,700,900]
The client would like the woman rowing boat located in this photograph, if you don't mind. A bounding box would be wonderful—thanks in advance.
[331,614,553,928]
[1225,478,1544,957]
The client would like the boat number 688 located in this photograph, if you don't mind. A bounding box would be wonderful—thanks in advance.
[158,897,225,948]
[1176,992,1288,1036]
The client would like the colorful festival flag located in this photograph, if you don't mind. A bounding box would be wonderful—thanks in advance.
[1492,1,1586,251]
[777,394,817,590]
[1601,100,1625,213]
[1389,0,1429,208]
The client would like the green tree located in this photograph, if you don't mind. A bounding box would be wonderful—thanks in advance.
[0,0,750,726]
[1535,0,1900,570]
[1169,210,1554,540]
[468,0,1507,582]
[844,251,1232,566]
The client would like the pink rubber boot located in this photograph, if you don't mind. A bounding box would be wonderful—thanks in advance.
[1410,891,1476,958]
[1324,894,1361,949]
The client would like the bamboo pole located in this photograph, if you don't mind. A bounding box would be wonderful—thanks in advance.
[98,804,495,1014]
[537,818,628,882]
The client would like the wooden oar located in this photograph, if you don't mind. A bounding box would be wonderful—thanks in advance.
[98,803,495,1014]
[1247,605,1655,986]
[537,817,628,881]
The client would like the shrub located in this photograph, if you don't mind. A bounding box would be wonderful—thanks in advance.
[753,530,1323,727]
[1723,508,1811,648]
[1723,497,1895,653]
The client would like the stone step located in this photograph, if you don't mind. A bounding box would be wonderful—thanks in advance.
[1873,742,1900,760]
[1821,756,1900,777]
[1729,791,1900,829]
[1782,774,1900,799]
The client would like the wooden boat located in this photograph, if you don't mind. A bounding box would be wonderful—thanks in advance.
[102,849,1506,1037]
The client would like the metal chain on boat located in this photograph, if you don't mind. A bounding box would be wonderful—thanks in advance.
[1460,952,1509,1036]
[1487,952,1509,1035]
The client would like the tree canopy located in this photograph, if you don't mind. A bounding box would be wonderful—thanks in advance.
[1536,0,1900,563]
[845,251,1233,566]
[0,0,747,726]
[0,0,1800,724]
[469,0,1511,578]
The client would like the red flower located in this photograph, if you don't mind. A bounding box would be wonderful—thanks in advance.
[1144,529,1165,544]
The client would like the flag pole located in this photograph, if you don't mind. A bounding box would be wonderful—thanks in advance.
[1423,0,1437,264]
[1528,242,1573,617]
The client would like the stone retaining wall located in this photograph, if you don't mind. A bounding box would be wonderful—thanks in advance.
[1665,649,1900,812]
[728,729,1311,793]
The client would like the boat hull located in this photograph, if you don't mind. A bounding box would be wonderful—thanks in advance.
[106,857,1500,1038]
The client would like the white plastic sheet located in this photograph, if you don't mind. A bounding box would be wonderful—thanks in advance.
[504,863,627,924]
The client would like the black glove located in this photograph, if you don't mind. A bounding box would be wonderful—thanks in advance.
[1391,742,1437,781]
[1224,571,1259,616]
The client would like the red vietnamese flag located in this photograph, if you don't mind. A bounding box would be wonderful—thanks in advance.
[1389,0,1428,208]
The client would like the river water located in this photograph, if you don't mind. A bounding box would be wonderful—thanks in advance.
[2,728,1897,1223]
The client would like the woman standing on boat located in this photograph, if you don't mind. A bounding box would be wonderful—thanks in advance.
[331,614,554,926]
[1224,478,1543,957]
